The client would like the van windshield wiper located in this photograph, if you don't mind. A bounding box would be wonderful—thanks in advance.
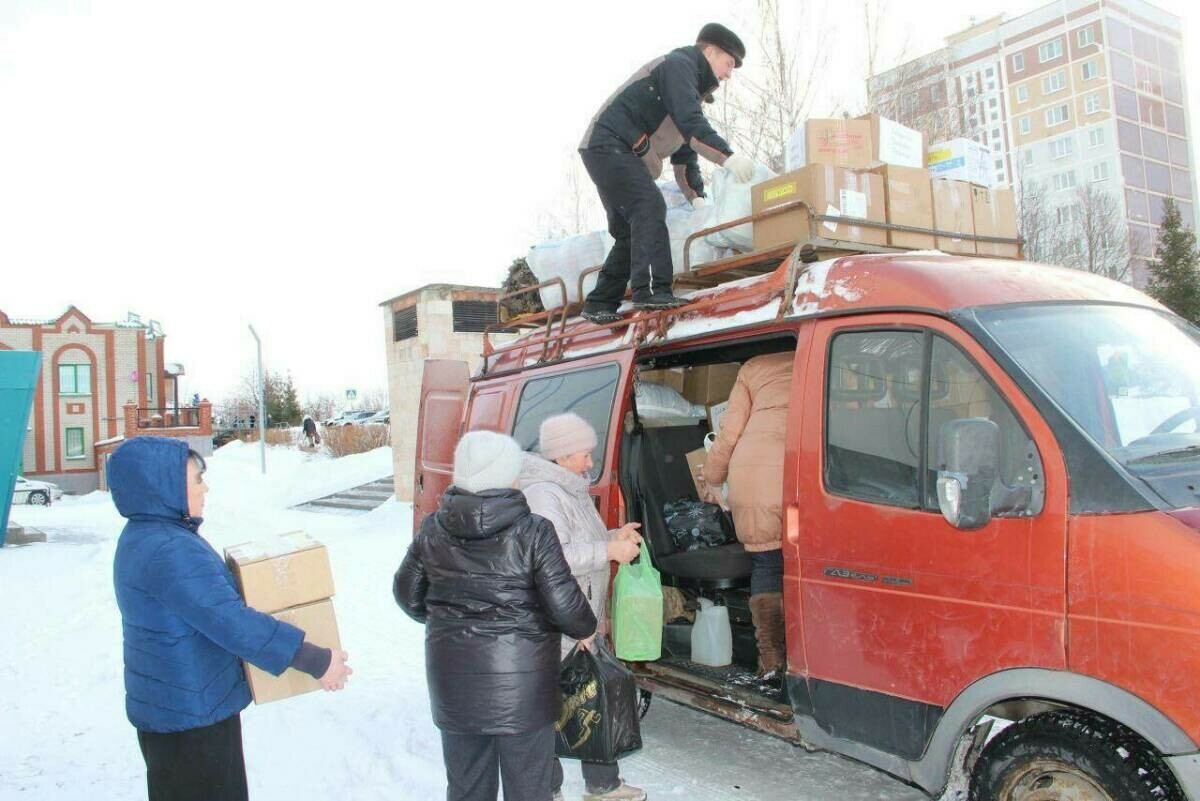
[1127,445,1200,465]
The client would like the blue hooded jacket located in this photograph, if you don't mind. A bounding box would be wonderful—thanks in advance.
[111,437,304,733]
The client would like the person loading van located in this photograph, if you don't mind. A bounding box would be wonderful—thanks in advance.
[577,23,756,324]
[700,352,793,679]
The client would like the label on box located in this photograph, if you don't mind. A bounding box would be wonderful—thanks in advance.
[930,156,965,172]
[839,190,868,219]
[824,204,840,232]
[877,117,924,168]
[764,182,798,203]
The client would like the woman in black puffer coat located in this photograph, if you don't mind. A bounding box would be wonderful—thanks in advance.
[394,431,597,801]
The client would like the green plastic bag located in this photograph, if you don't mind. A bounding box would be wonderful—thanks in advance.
[612,542,663,661]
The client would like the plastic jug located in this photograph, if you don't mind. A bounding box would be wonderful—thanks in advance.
[690,598,733,667]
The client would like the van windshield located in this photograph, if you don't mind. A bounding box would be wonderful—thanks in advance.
[976,303,1200,507]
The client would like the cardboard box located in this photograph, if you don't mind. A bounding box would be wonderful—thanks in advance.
[225,532,335,614]
[785,118,874,170]
[752,165,887,251]
[685,448,708,499]
[683,364,741,406]
[640,367,686,394]
[245,599,341,704]
[972,186,1019,258]
[932,179,976,255]
[857,114,926,169]
[870,165,935,249]
[928,138,993,187]
[708,400,730,433]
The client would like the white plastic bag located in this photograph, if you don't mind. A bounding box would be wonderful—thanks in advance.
[526,231,614,309]
[705,163,776,252]
[636,382,706,423]
[667,202,728,272]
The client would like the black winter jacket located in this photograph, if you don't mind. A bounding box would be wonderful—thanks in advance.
[580,45,734,200]
[393,486,597,735]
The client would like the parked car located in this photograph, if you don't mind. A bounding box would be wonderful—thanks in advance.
[13,476,62,506]
[333,410,379,427]
[414,252,1200,801]
[360,410,390,426]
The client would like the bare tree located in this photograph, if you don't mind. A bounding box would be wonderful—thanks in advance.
[1015,177,1060,265]
[357,387,390,413]
[1069,184,1131,282]
[302,393,340,423]
[536,152,605,240]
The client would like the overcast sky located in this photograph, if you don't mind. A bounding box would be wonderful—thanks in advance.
[2,0,1197,407]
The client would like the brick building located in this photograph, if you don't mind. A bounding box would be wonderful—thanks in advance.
[0,306,211,493]
[380,285,516,501]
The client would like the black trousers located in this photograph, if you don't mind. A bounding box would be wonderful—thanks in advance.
[580,148,674,309]
[441,724,555,801]
[750,548,785,596]
[553,757,622,795]
[137,714,248,801]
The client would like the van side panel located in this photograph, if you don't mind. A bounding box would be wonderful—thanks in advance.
[1069,511,1200,747]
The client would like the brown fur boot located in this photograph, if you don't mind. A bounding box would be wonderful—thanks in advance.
[748,592,786,678]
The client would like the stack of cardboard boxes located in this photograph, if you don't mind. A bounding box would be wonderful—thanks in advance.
[225,531,341,704]
[753,115,1019,258]
[641,365,740,504]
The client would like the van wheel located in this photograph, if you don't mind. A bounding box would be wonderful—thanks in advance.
[969,709,1183,801]
[636,688,652,720]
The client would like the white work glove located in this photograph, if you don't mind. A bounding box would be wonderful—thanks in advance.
[724,153,756,183]
[690,196,708,209]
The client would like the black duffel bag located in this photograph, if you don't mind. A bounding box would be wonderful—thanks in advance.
[555,641,642,762]
[663,498,735,551]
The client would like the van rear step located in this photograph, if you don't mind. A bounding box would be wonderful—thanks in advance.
[634,659,800,743]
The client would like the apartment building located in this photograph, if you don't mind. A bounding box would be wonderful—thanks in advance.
[872,0,1194,284]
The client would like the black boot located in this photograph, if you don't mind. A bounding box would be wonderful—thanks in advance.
[631,292,688,310]
[581,305,625,324]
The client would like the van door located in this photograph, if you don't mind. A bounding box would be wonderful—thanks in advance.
[413,359,470,530]
[793,314,1068,760]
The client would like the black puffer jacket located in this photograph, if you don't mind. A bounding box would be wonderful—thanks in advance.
[580,44,733,199]
[393,486,597,735]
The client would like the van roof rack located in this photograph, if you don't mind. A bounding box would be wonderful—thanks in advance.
[481,201,1022,375]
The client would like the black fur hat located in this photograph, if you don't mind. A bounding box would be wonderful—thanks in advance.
[697,22,746,68]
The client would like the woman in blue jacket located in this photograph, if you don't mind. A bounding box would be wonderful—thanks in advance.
[111,436,351,800]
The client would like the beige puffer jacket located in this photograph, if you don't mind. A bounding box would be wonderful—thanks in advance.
[703,352,794,553]
[517,454,617,657]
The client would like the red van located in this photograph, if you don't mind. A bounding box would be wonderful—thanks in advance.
[414,251,1200,800]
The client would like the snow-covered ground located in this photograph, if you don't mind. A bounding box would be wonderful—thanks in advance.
[1,442,922,801]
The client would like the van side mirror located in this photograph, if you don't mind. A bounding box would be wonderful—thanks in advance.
[936,418,1000,531]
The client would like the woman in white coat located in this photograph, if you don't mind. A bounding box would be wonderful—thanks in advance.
[517,412,647,801]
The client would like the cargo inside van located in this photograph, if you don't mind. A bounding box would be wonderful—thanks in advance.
[619,334,797,704]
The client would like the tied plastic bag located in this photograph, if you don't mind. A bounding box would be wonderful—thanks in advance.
[612,542,663,661]
[663,499,736,552]
[555,641,643,763]
[636,381,706,423]
[526,231,614,309]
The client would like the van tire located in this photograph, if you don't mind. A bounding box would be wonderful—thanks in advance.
[968,709,1183,801]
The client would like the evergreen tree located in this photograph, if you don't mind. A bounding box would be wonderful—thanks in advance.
[1146,198,1200,324]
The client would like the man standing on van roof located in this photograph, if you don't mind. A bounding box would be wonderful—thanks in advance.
[578,23,755,324]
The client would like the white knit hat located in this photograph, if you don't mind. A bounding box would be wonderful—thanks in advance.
[453,431,524,493]
[538,413,599,462]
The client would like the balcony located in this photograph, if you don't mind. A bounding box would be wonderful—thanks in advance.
[137,406,201,429]
[122,399,212,439]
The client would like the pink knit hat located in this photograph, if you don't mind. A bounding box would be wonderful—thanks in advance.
[538,413,598,461]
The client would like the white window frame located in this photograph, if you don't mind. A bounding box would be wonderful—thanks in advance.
[1045,104,1070,127]
[1085,93,1102,114]
[1092,161,1110,181]
[1078,27,1095,48]
[1082,60,1098,81]
[1016,85,1029,103]
[1043,70,1067,94]
[1019,116,1032,135]
[1039,39,1064,63]
[1014,53,1025,73]
[1050,136,1074,160]
[1053,170,1078,191]
[1089,127,1105,147]
[1023,149,1035,167]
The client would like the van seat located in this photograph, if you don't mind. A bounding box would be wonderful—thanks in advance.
[628,424,752,589]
